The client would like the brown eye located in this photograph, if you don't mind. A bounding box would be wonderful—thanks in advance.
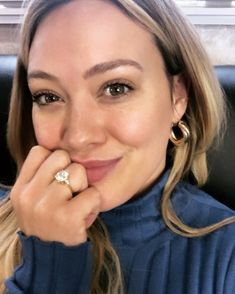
[104,83,133,97]
[32,92,61,105]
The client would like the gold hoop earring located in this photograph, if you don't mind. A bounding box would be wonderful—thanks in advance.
[170,120,190,147]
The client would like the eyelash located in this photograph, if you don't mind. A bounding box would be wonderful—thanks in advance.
[32,90,61,106]
[101,80,134,99]
[31,80,135,106]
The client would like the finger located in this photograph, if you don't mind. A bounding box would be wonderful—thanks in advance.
[65,163,88,193]
[32,149,71,188]
[66,186,101,222]
[47,163,88,200]
[17,145,51,184]
[85,211,99,229]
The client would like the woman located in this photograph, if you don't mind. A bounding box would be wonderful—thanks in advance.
[1,0,235,293]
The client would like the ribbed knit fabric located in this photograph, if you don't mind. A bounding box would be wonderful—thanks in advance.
[2,171,235,294]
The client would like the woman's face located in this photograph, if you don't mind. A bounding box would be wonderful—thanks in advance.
[28,0,187,211]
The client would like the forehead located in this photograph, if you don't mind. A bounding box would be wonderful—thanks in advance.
[28,0,163,75]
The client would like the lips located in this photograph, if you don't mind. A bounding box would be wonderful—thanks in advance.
[78,158,121,184]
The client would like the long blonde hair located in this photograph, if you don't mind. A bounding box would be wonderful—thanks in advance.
[1,0,235,293]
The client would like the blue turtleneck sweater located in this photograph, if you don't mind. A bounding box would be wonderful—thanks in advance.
[2,171,235,293]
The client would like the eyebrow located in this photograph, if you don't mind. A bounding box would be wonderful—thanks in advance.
[27,71,58,82]
[27,59,143,82]
[83,59,143,79]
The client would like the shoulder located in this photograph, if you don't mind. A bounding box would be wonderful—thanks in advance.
[0,186,10,200]
[172,181,235,228]
[171,183,235,285]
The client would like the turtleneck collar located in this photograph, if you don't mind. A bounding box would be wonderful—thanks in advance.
[100,170,170,246]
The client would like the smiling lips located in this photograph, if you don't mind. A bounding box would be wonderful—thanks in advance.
[79,158,121,184]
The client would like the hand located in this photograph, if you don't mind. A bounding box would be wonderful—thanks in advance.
[10,146,101,246]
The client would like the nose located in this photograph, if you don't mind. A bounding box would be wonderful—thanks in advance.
[61,101,107,154]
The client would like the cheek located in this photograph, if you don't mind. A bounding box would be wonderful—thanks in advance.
[112,103,172,148]
[32,110,62,150]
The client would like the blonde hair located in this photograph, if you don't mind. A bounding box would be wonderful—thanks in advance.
[1,0,235,292]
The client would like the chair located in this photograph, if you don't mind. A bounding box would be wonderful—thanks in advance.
[0,55,235,208]
[0,55,17,186]
[204,65,235,208]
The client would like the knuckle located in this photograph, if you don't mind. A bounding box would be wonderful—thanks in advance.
[70,162,86,176]
[10,184,26,208]
[19,193,30,211]
[69,163,88,191]
[78,164,86,174]
[29,145,41,154]
[54,150,71,166]
[11,191,32,222]
[30,145,50,157]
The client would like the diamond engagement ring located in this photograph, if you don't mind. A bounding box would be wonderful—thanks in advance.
[54,170,73,193]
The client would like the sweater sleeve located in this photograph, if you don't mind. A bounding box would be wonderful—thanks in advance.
[5,232,92,294]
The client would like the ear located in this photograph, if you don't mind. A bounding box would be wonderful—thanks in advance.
[171,74,188,123]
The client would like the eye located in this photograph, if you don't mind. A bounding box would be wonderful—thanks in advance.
[103,81,134,98]
[32,91,62,105]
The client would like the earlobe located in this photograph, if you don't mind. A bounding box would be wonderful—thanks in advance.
[172,74,188,122]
